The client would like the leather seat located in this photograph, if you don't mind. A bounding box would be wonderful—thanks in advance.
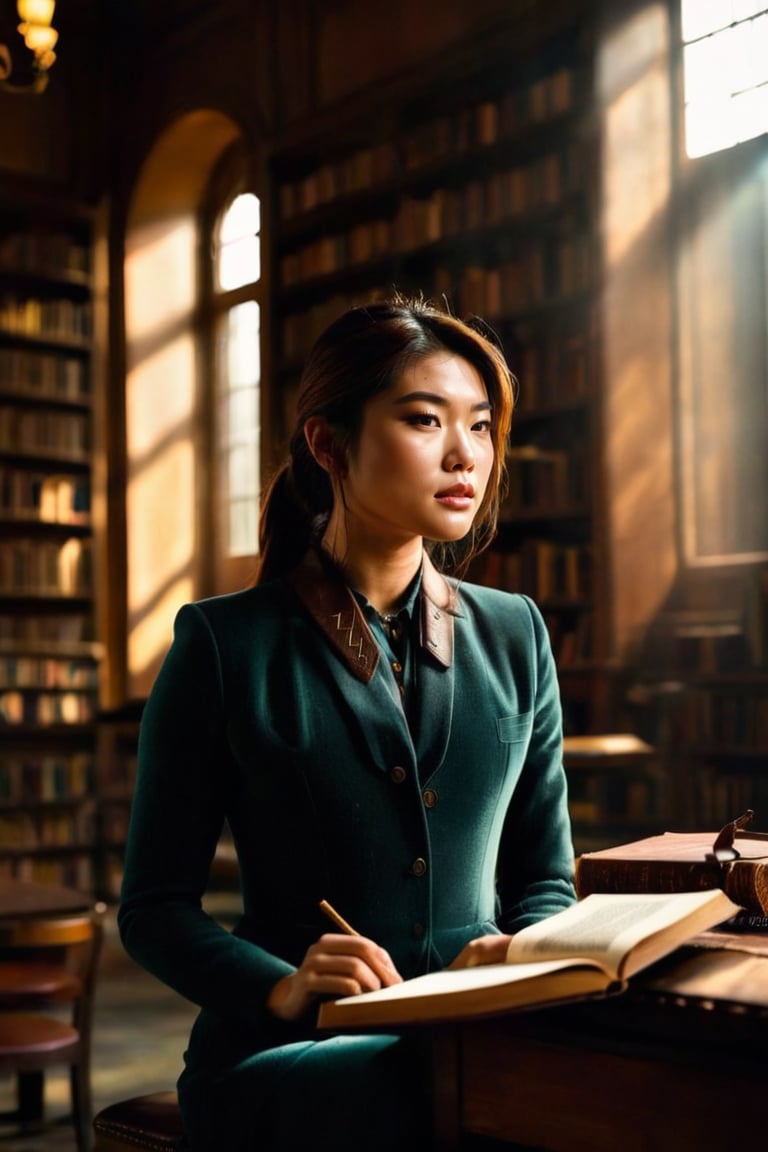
[92,1091,188,1151]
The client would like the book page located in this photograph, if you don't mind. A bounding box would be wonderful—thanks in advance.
[325,956,605,1008]
[507,890,736,978]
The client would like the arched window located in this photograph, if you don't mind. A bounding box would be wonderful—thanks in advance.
[202,146,263,593]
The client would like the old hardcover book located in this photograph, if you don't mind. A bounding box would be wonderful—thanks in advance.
[576,829,768,915]
[316,889,738,1030]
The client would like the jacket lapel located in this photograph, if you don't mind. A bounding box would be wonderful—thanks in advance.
[286,546,460,778]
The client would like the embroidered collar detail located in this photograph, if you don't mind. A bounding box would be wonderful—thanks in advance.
[286,546,459,684]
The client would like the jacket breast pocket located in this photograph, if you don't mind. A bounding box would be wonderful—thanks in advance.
[497,713,533,744]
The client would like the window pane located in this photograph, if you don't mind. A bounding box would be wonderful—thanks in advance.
[217,193,260,291]
[681,0,732,41]
[220,192,260,243]
[228,439,260,498]
[228,300,261,384]
[229,498,259,559]
[219,300,261,558]
[682,5,768,158]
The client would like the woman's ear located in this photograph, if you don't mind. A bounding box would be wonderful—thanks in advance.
[304,417,344,476]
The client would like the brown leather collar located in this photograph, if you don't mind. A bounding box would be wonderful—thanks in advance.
[286,547,459,684]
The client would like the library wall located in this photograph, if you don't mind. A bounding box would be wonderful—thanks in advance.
[595,0,677,662]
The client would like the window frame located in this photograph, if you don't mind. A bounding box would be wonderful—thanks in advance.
[199,141,264,595]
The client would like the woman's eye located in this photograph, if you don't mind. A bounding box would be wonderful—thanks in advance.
[473,419,492,433]
[406,412,439,427]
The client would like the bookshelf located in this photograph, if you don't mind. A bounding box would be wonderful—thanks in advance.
[0,187,100,892]
[624,586,768,831]
[269,17,608,735]
[96,703,239,903]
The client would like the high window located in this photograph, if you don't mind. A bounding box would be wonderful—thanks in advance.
[213,193,261,560]
[682,1,768,158]
[202,146,263,593]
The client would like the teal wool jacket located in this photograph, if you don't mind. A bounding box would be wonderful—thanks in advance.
[118,547,576,1148]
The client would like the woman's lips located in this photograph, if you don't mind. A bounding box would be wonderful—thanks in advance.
[435,483,475,508]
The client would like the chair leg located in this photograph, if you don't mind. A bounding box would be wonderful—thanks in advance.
[71,1059,93,1152]
[17,1070,44,1121]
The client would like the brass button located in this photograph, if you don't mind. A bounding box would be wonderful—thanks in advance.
[411,857,427,877]
[389,765,407,784]
[392,661,402,674]
[422,788,437,809]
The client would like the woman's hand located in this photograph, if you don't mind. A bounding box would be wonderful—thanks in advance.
[448,934,513,970]
[267,933,402,1022]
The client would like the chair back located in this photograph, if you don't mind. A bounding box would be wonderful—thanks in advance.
[0,911,104,1030]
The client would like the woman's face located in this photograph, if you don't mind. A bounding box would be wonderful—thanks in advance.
[340,352,495,547]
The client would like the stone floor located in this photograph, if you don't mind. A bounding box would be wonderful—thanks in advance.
[0,894,238,1151]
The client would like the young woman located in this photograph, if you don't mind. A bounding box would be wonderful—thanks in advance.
[118,296,577,1150]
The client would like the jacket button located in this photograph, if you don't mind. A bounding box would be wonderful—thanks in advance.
[422,788,437,808]
[411,857,427,877]
[389,765,407,784]
[412,922,425,939]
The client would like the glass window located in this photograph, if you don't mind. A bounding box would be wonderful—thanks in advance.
[211,190,262,567]
[682,1,768,157]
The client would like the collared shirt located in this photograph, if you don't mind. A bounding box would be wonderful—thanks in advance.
[352,569,422,729]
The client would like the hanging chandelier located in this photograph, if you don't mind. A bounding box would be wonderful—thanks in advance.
[0,0,59,94]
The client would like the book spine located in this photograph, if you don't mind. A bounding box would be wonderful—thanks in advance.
[576,857,768,916]
[722,860,768,915]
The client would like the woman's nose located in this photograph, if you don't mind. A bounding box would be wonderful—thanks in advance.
[443,429,475,471]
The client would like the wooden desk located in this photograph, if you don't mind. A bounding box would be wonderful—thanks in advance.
[0,879,93,920]
[433,944,768,1151]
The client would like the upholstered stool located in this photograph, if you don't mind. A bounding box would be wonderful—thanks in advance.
[92,1091,188,1151]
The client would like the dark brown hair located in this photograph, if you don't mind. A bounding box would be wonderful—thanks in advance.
[256,294,516,584]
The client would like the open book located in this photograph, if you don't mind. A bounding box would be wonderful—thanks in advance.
[317,888,739,1029]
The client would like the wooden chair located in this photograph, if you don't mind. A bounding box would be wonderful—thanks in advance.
[92,1091,188,1151]
[0,909,104,1152]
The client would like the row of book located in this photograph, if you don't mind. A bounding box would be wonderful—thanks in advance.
[501,443,589,514]
[0,752,94,802]
[0,231,90,276]
[280,295,591,410]
[505,445,571,511]
[0,654,98,689]
[478,539,592,602]
[0,405,90,457]
[281,289,372,363]
[0,802,96,849]
[0,294,91,341]
[0,468,91,524]
[510,326,590,410]
[278,65,580,220]
[672,768,768,831]
[279,246,590,364]
[0,537,92,596]
[546,611,594,667]
[568,773,665,828]
[0,348,88,399]
[0,852,94,890]
[280,170,589,287]
[670,687,768,748]
[0,687,96,725]
[429,236,591,323]
[0,611,93,648]
[99,803,131,842]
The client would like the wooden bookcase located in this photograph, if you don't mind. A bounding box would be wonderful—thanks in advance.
[268,17,611,736]
[625,593,768,831]
[96,703,239,904]
[0,186,100,892]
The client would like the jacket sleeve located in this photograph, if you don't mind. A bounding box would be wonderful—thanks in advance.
[117,603,296,1028]
[494,595,577,933]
